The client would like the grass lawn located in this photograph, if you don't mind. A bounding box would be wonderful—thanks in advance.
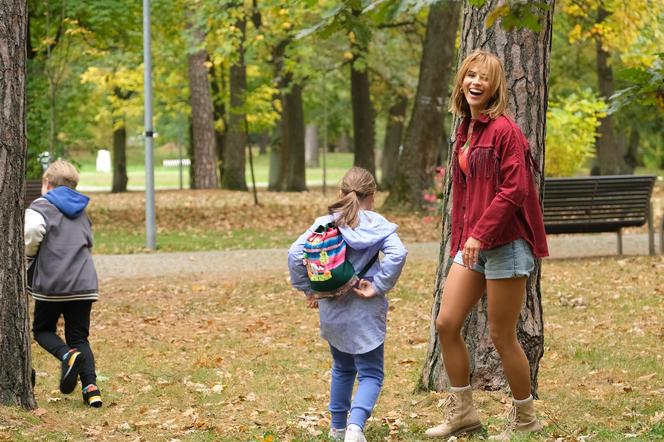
[86,190,443,254]
[76,149,357,190]
[0,256,662,440]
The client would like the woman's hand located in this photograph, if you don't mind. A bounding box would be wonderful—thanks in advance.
[462,236,482,268]
[353,279,378,298]
[305,294,319,309]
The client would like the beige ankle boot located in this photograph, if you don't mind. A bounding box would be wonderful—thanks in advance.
[425,388,483,438]
[489,398,543,440]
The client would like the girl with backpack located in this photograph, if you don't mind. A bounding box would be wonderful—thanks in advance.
[288,167,408,442]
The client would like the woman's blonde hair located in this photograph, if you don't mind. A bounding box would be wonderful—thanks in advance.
[328,167,377,229]
[449,50,509,119]
[43,160,79,189]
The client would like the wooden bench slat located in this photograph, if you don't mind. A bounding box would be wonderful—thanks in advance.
[542,176,656,243]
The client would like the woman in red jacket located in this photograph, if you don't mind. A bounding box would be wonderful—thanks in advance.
[426,50,548,440]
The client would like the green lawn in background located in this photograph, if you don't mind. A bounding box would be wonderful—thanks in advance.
[75,145,357,190]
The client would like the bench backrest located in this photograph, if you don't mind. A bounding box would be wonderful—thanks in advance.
[543,175,656,234]
[24,180,43,208]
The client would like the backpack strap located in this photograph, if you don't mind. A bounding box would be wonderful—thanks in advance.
[357,252,379,279]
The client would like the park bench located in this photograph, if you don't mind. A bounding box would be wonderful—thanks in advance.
[542,175,658,256]
[24,180,42,208]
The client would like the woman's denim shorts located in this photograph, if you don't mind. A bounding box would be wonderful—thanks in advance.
[453,239,535,279]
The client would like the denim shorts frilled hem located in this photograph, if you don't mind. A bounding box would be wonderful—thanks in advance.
[453,238,535,279]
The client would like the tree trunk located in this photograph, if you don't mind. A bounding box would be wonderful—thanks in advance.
[305,124,319,168]
[222,16,248,191]
[336,133,350,152]
[420,0,554,398]
[111,121,128,193]
[384,1,460,210]
[381,96,408,190]
[188,117,196,189]
[0,0,36,409]
[187,15,219,189]
[350,59,376,176]
[593,7,623,176]
[210,60,227,184]
[623,127,639,173]
[285,83,307,191]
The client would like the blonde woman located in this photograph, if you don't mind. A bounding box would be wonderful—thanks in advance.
[288,167,408,442]
[425,50,548,440]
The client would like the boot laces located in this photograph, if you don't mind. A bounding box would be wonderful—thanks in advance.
[441,394,459,422]
[504,405,518,431]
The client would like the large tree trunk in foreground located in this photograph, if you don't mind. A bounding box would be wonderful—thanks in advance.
[420,0,554,398]
[0,0,36,409]
[380,96,408,191]
[384,0,460,210]
[187,16,219,189]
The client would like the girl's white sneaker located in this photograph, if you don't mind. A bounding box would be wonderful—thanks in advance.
[344,424,367,442]
[329,427,346,441]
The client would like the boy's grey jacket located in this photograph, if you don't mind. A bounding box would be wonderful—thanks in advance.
[288,210,408,354]
[26,186,99,302]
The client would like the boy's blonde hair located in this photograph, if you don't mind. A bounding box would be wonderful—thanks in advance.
[43,160,79,189]
[328,167,377,229]
[449,50,509,120]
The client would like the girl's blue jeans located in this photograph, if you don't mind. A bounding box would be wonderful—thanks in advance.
[329,343,384,430]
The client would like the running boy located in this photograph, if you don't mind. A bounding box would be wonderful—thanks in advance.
[25,160,102,407]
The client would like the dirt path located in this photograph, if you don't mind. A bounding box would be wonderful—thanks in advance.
[93,233,660,280]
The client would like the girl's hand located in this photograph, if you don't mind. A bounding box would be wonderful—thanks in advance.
[305,294,319,309]
[462,236,482,268]
[353,279,378,298]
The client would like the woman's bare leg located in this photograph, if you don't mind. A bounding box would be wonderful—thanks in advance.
[436,263,486,387]
[486,277,531,399]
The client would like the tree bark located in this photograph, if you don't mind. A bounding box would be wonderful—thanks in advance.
[622,127,639,173]
[111,121,128,193]
[420,0,554,398]
[380,96,408,190]
[285,83,307,191]
[0,0,36,409]
[222,15,248,191]
[593,8,623,175]
[210,60,227,184]
[350,59,376,176]
[187,15,219,189]
[305,124,319,168]
[384,1,460,210]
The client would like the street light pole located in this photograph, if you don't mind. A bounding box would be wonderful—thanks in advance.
[143,0,156,250]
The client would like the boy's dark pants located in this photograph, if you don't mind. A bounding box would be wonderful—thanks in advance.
[32,300,97,388]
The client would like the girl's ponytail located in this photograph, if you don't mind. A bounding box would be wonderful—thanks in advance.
[328,167,376,229]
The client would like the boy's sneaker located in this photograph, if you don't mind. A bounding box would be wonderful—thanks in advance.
[82,384,103,408]
[328,427,346,441]
[344,424,367,442]
[59,349,83,394]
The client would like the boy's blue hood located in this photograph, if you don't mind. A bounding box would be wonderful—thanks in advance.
[44,186,89,218]
[310,210,397,251]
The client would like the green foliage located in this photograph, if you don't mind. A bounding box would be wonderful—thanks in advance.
[611,53,664,113]
[485,2,551,32]
[545,89,607,177]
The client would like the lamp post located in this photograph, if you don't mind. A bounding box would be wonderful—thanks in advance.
[143,0,156,250]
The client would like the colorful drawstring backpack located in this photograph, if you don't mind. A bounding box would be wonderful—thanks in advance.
[303,222,378,299]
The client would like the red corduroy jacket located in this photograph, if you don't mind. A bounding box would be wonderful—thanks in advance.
[449,114,549,258]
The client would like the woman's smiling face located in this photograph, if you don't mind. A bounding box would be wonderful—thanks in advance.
[462,63,492,117]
